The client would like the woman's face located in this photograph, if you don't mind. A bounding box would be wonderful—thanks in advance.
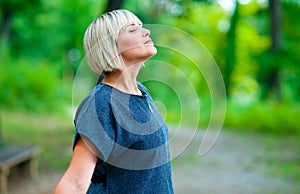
[117,20,157,66]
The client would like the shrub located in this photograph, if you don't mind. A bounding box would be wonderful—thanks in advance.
[0,58,71,112]
[224,100,300,136]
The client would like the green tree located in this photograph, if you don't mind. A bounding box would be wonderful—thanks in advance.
[224,1,239,97]
[259,0,282,101]
[0,0,41,56]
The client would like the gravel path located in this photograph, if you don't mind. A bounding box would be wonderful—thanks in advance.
[7,128,300,194]
[171,128,299,194]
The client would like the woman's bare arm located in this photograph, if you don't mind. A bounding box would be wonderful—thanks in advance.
[54,137,97,194]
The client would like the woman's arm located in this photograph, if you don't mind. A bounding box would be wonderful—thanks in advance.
[54,137,97,194]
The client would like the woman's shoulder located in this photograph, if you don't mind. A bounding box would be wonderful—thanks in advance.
[83,83,112,104]
[74,83,113,119]
[94,83,113,99]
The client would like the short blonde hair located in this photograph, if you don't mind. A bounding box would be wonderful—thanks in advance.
[83,9,141,74]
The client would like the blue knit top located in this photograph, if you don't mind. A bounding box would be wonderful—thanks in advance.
[73,82,174,194]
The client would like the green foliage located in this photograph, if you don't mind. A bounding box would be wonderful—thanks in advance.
[126,0,300,135]
[0,0,107,112]
[0,57,72,112]
[1,0,300,136]
[225,100,300,136]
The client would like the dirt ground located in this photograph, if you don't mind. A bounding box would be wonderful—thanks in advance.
[7,128,300,194]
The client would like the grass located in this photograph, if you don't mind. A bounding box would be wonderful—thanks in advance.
[1,110,74,171]
[260,133,300,183]
[232,129,300,186]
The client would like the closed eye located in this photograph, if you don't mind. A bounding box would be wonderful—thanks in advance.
[129,28,136,32]
[126,22,142,32]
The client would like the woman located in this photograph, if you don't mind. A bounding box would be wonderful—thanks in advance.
[54,9,174,193]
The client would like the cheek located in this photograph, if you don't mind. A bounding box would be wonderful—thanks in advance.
[118,40,141,54]
[118,38,143,58]
[120,46,141,60]
[118,33,138,52]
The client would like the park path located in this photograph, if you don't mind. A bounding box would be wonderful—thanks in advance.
[8,127,300,194]
[171,127,299,194]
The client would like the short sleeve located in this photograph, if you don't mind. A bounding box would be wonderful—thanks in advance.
[73,87,115,161]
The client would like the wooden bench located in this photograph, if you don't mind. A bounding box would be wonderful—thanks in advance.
[0,146,40,194]
[0,113,40,193]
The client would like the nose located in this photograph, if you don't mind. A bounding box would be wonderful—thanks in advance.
[142,28,150,37]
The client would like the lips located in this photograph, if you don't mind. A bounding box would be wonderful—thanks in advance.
[144,39,153,44]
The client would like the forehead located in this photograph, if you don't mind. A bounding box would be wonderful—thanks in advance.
[118,11,142,27]
[122,20,142,28]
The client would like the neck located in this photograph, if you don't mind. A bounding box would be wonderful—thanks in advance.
[102,63,143,95]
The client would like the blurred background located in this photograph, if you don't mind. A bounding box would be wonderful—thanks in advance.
[1,0,300,193]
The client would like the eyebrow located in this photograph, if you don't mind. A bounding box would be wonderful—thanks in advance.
[120,21,142,32]
[126,21,142,28]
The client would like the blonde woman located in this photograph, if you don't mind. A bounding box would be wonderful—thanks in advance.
[54,9,174,193]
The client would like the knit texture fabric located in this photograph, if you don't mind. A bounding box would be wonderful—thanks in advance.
[73,83,174,194]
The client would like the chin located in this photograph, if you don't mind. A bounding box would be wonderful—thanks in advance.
[139,47,157,60]
[148,47,157,57]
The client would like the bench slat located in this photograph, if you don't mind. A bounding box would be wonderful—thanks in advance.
[0,146,40,168]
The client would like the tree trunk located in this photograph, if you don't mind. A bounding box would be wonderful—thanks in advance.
[268,0,281,101]
[0,8,11,67]
[1,10,11,42]
[270,0,281,51]
[224,2,239,97]
[106,0,125,12]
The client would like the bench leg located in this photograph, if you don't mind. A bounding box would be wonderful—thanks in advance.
[0,168,9,194]
[20,157,39,180]
[29,156,39,179]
